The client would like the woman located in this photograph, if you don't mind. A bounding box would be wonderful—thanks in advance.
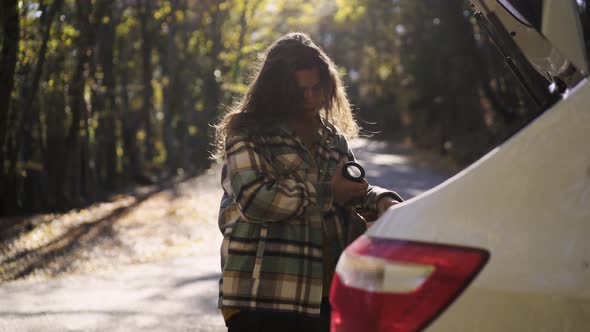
[213,32,402,332]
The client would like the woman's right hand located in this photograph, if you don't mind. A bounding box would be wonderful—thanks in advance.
[331,160,369,204]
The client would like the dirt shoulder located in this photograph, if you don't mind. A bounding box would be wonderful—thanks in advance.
[0,165,224,282]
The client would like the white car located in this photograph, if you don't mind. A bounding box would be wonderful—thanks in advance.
[329,1,590,331]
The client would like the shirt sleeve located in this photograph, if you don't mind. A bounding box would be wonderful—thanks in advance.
[341,136,403,213]
[223,134,333,223]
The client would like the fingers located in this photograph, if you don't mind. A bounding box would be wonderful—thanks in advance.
[350,180,368,198]
[331,159,346,181]
[358,179,368,191]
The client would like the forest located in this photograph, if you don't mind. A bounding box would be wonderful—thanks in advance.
[0,0,541,215]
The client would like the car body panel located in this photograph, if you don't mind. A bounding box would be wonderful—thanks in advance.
[541,0,589,74]
[366,78,590,330]
[472,0,588,80]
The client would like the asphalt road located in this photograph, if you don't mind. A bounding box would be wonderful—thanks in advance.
[0,139,453,332]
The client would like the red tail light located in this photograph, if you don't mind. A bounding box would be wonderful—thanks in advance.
[330,235,489,332]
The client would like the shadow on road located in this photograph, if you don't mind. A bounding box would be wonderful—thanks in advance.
[0,183,174,282]
[174,273,221,288]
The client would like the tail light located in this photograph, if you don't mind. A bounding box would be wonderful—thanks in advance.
[330,235,489,332]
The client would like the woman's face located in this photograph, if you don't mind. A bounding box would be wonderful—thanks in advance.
[294,67,323,117]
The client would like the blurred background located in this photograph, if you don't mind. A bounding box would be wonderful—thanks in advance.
[0,0,540,215]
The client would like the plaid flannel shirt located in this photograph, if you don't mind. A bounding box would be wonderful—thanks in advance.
[218,119,400,316]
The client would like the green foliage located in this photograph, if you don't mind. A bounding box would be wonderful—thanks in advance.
[1,0,533,214]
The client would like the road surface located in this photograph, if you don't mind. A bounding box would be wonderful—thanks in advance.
[0,139,454,332]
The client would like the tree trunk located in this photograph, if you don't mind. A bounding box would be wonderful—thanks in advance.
[45,53,67,210]
[0,0,18,116]
[94,0,117,190]
[60,15,88,208]
[138,0,155,165]
[178,1,194,172]
[17,0,64,211]
[195,2,227,170]
[0,0,19,214]
[20,0,63,144]
[59,0,108,209]
[118,35,141,182]
[230,0,250,83]
[161,0,188,172]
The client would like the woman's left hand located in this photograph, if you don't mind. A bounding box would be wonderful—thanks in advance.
[376,196,400,216]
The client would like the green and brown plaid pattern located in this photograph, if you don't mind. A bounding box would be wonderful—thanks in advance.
[218,120,399,316]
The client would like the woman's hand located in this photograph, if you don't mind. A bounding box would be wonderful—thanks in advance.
[331,160,369,204]
[376,196,400,216]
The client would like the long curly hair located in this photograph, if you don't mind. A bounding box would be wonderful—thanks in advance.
[212,32,359,159]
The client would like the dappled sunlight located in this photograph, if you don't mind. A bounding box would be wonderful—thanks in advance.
[368,153,409,166]
[364,162,449,199]
[0,165,223,282]
[0,255,226,331]
[2,0,526,215]
[351,138,455,199]
[365,165,412,178]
